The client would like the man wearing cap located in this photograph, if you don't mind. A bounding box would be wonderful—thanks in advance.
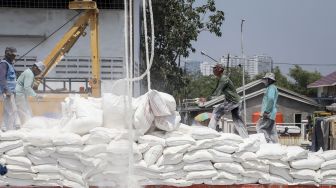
[208,64,249,138]
[0,47,18,130]
[256,72,279,143]
[15,61,45,125]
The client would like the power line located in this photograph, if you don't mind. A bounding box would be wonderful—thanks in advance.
[16,10,82,62]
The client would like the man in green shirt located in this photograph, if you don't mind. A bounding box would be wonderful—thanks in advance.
[208,64,248,138]
[15,61,45,125]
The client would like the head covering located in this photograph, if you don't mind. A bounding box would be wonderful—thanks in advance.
[34,61,45,72]
[5,47,17,56]
[262,72,276,81]
[212,64,225,69]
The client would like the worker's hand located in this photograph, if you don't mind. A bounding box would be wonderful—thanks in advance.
[2,91,11,98]
[262,112,270,119]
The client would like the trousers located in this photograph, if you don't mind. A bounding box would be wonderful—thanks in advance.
[208,100,249,138]
[1,94,18,131]
[256,117,279,143]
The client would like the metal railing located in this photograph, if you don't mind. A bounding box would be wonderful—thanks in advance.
[38,77,90,94]
[220,118,309,146]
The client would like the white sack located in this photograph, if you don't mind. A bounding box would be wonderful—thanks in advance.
[213,170,242,181]
[186,170,218,180]
[148,90,174,116]
[190,126,220,140]
[183,161,214,171]
[154,111,181,132]
[27,154,57,165]
[188,138,221,152]
[321,159,336,170]
[290,155,324,170]
[138,135,165,146]
[144,145,164,166]
[320,150,336,161]
[53,132,83,146]
[62,116,102,135]
[233,151,258,162]
[134,94,155,134]
[58,157,85,172]
[214,162,244,174]
[256,143,286,160]
[283,146,308,161]
[163,144,190,155]
[241,160,269,172]
[213,145,238,154]
[0,130,26,141]
[269,165,293,182]
[82,144,107,157]
[183,149,213,163]
[0,140,23,153]
[290,169,321,182]
[208,149,234,163]
[56,145,82,155]
[27,146,55,158]
[156,153,183,166]
[4,155,32,167]
[6,146,26,156]
[32,164,59,173]
[165,135,195,146]
[7,165,33,173]
[24,131,53,147]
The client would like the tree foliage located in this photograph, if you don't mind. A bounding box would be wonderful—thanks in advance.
[141,0,225,98]
[288,65,321,97]
[252,66,321,97]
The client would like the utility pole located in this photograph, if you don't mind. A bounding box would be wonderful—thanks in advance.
[241,19,247,124]
[226,53,230,75]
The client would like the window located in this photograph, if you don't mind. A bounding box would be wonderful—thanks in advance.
[79,71,89,74]
[101,59,112,63]
[56,71,66,74]
[79,65,89,68]
[67,71,77,74]
[101,65,111,68]
[102,71,111,74]
[112,65,123,69]
[56,65,66,68]
[68,65,77,68]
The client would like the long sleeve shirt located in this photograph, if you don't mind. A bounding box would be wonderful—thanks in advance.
[15,68,37,97]
[261,84,278,120]
[212,74,240,103]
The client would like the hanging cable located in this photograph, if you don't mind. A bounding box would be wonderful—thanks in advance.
[143,0,150,90]
[111,0,155,88]
[16,11,81,62]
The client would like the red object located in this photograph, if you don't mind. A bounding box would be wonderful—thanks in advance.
[145,185,336,188]
[252,112,283,125]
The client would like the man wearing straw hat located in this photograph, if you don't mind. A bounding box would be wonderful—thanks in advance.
[257,72,279,143]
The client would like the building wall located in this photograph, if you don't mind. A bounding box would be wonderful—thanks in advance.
[0,8,140,94]
[245,95,318,124]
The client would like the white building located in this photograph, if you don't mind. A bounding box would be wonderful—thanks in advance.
[0,1,142,95]
[200,61,215,76]
[220,54,272,78]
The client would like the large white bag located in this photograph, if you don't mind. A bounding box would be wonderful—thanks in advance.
[62,116,102,135]
[4,155,32,167]
[269,165,293,182]
[186,170,218,180]
[163,144,190,155]
[154,111,181,132]
[256,143,286,160]
[190,126,220,140]
[0,140,23,153]
[290,155,324,170]
[321,159,336,170]
[156,153,184,166]
[138,135,165,147]
[165,135,195,146]
[241,160,269,172]
[148,90,174,116]
[214,162,244,174]
[144,145,164,166]
[183,149,213,163]
[208,149,234,163]
[26,146,55,158]
[133,94,155,135]
[213,170,242,181]
[183,161,214,171]
[290,169,321,182]
[53,133,83,146]
[320,150,336,161]
[283,146,308,161]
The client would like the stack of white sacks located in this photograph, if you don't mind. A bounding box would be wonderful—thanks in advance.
[0,89,335,187]
[134,126,336,186]
[0,90,180,187]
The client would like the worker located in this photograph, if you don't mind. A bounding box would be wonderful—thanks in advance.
[208,64,249,138]
[256,72,279,143]
[15,61,45,125]
[0,47,18,131]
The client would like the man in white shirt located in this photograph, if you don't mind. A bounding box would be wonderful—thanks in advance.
[15,61,45,126]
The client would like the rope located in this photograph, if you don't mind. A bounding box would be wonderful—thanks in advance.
[111,0,155,89]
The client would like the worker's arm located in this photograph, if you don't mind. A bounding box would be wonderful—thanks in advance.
[264,86,276,114]
[211,77,228,97]
[0,63,8,93]
[23,72,37,97]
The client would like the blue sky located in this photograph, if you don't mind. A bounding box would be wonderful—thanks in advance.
[188,0,336,76]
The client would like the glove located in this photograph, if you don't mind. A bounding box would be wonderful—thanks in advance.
[263,112,270,119]
[0,165,7,176]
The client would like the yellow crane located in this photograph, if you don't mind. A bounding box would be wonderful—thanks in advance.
[34,0,101,97]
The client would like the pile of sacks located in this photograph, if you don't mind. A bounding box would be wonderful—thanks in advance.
[0,90,181,187]
[0,127,134,187]
[134,124,336,187]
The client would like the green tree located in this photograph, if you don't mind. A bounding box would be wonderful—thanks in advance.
[288,65,321,97]
[227,67,251,88]
[185,74,217,99]
[141,0,224,99]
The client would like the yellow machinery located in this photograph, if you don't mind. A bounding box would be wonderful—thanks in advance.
[1,0,102,121]
[34,0,101,97]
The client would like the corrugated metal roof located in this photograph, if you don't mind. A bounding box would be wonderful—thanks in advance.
[307,71,336,88]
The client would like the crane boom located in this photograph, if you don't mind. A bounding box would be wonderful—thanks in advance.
[34,0,101,97]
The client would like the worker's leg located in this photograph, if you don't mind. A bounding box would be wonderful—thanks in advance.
[2,95,16,131]
[208,102,227,130]
[231,107,249,138]
[256,118,274,143]
[269,120,279,143]
[16,95,32,126]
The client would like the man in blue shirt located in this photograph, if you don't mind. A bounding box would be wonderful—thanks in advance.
[16,61,45,125]
[257,72,279,143]
[0,47,18,131]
